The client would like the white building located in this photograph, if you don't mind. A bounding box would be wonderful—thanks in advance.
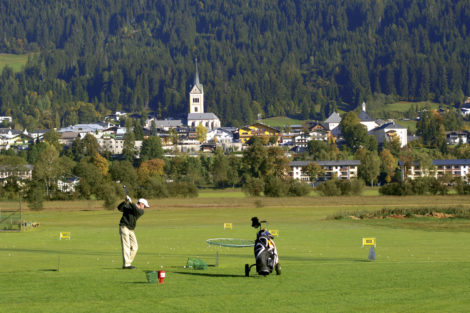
[206,128,234,144]
[323,112,342,136]
[145,118,183,131]
[0,164,33,181]
[0,116,12,123]
[358,102,378,131]
[59,131,80,146]
[289,160,360,182]
[401,159,470,181]
[186,59,221,130]
[57,176,80,193]
[59,123,112,138]
[446,131,468,145]
[97,137,143,155]
[370,122,408,148]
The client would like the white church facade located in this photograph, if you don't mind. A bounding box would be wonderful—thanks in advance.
[187,59,221,130]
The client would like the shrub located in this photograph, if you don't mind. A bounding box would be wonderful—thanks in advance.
[337,180,352,195]
[409,177,435,195]
[288,180,311,196]
[455,177,470,195]
[316,179,363,196]
[430,176,450,195]
[168,182,198,198]
[242,176,265,196]
[316,180,341,196]
[350,178,365,195]
[379,182,411,195]
[26,181,44,211]
[140,176,168,198]
[263,176,288,197]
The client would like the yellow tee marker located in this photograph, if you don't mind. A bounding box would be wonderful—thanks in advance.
[269,229,279,237]
[224,223,232,230]
[59,232,71,240]
[362,237,376,247]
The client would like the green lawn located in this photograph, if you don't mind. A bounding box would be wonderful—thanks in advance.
[0,53,29,72]
[384,101,440,113]
[260,116,305,128]
[396,119,417,132]
[2,195,470,312]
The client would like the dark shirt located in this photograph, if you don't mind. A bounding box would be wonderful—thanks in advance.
[117,201,144,230]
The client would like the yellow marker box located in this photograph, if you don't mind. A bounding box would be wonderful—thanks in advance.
[269,229,279,237]
[59,232,71,240]
[362,237,376,247]
[224,223,232,230]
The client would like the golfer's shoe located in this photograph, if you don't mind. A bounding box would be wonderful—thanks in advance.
[123,266,136,269]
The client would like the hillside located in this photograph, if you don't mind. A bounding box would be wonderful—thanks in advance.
[0,0,469,130]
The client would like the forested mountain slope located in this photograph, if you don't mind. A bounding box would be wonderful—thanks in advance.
[0,0,469,129]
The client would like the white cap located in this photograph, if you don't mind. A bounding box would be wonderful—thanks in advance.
[138,198,149,208]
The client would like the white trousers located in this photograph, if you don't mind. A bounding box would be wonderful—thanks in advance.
[120,226,138,267]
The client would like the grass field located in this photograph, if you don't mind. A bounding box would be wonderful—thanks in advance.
[260,116,305,127]
[2,195,470,312]
[0,53,29,73]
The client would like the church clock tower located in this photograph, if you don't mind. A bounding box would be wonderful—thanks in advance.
[189,58,204,113]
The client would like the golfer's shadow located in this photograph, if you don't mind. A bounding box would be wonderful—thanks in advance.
[173,271,246,278]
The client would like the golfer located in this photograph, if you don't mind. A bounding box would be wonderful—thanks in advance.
[117,196,149,269]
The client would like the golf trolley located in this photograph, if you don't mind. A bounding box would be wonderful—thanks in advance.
[245,217,281,277]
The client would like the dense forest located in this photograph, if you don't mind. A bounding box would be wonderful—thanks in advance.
[0,0,470,130]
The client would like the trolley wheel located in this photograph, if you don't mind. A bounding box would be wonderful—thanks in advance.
[275,263,281,275]
[245,264,250,277]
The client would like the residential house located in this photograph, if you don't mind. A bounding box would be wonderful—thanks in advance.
[29,129,49,141]
[238,123,281,144]
[59,131,80,146]
[0,116,12,123]
[145,118,184,131]
[323,112,342,136]
[400,159,470,181]
[104,111,127,122]
[446,131,468,145]
[289,160,360,182]
[0,129,34,150]
[0,164,33,181]
[206,128,234,144]
[370,122,408,148]
[59,123,112,138]
[280,132,296,146]
[293,133,311,147]
[97,137,143,156]
[460,97,470,116]
[57,176,80,193]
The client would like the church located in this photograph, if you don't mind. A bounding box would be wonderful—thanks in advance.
[187,59,221,130]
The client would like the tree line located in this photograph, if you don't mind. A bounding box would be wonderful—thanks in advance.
[1,107,470,208]
[0,0,469,130]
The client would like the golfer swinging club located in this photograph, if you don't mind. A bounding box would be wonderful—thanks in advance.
[117,195,149,269]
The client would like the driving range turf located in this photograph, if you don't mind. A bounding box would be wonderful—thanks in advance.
[2,194,470,312]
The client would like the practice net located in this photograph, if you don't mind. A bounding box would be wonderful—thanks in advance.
[206,238,254,248]
[0,209,22,231]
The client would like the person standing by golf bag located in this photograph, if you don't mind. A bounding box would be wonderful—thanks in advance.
[117,195,149,269]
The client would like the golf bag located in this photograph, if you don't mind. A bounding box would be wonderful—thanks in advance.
[245,217,281,277]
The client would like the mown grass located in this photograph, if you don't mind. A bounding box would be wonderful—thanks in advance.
[384,101,440,113]
[2,195,470,312]
[260,116,305,127]
[396,119,417,132]
[0,53,29,72]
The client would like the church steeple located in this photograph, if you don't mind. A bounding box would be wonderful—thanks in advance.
[189,58,204,114]
[193,57,203,93]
